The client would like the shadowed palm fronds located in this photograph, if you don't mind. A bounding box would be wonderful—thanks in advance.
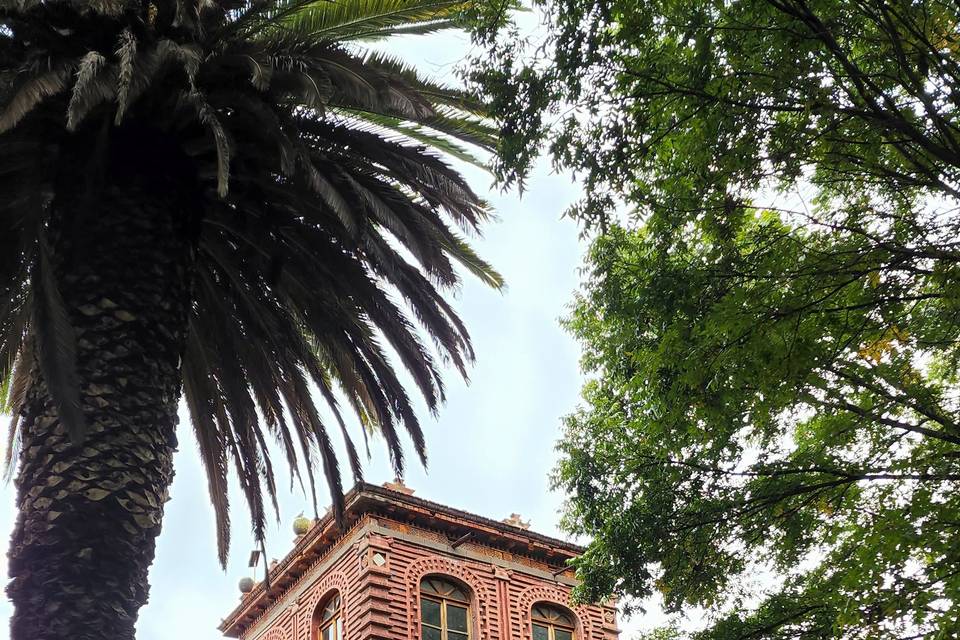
[0,0,501,564]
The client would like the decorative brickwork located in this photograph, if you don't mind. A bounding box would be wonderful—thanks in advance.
[294,571,349,640]
[220,486,618,640]
[403,556,495,640]
[514,585,595,640]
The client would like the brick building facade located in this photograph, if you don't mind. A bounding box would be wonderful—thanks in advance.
[218,483,620,640]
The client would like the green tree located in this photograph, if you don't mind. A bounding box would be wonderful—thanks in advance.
[471,0,960,637]
[0,1,500,637]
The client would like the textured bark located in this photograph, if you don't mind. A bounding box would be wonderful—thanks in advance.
[7,133,198,640]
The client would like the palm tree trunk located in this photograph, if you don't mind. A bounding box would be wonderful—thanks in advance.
[7,144,198,640]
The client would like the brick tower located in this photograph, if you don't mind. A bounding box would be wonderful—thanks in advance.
[218,482,620,640]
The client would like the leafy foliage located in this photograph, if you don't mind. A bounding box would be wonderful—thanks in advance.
[0,0,500,565]
[470,0,960,637]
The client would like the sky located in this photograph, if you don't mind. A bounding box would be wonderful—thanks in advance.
[0,24,666,640]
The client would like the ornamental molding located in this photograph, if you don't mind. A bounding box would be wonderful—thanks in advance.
[403,556,495,640]
[515,585,597,640]
[263,628,287,640]
[295,571,349,640]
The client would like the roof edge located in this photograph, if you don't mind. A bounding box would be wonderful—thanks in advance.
[218,482,585,636]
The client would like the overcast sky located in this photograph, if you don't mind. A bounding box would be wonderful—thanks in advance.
[0,25,668,640]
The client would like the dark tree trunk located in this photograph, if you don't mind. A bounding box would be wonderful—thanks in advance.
[7,131,199,640]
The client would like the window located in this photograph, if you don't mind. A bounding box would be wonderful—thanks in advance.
[531,603,575,640]
[314,592,342,640]
[420,577,471,640]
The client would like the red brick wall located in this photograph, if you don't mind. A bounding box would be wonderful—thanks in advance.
[238,516,619,640]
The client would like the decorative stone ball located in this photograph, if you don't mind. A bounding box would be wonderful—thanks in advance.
[239,577,255,594]
[293,514,311,536]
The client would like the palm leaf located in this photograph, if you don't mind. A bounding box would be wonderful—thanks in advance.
[190,90,233,197]
[0,0,501,566]
[438,231,504,288]
[114,29,137,124]
[32,237,84,444]
[66,51,107,131]
[182,327,232,567]
[362,51,486,113]
[336,109,489,168]
[265,0,469,43]
[0,63,75,134]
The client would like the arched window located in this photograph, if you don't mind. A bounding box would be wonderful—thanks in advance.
[531,603,575,640]
[313,592,342,640]
[420,576,471,640]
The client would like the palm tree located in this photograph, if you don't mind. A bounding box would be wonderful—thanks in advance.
[0,1,500,637]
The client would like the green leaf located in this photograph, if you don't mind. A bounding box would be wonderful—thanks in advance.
[266,0,471,43]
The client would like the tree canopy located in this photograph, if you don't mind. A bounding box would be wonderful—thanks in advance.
[471,0,960,637]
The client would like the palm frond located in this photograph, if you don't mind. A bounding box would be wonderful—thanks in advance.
[114,29,137,124]
[190,90,233,197]
[0,63,75,134]
[66,51,107,131]
[361,51,486,113]
[263,0,469,43]
[183,324,233,566]
[360,116,489,168]
[32,236,84,444]
[0,0,500,562]
[438,231,504,289]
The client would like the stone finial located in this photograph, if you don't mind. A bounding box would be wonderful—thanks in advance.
[293,513,312,537]
[238,576,255,595]
[502,513,531,530]
[382,478,415,495]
